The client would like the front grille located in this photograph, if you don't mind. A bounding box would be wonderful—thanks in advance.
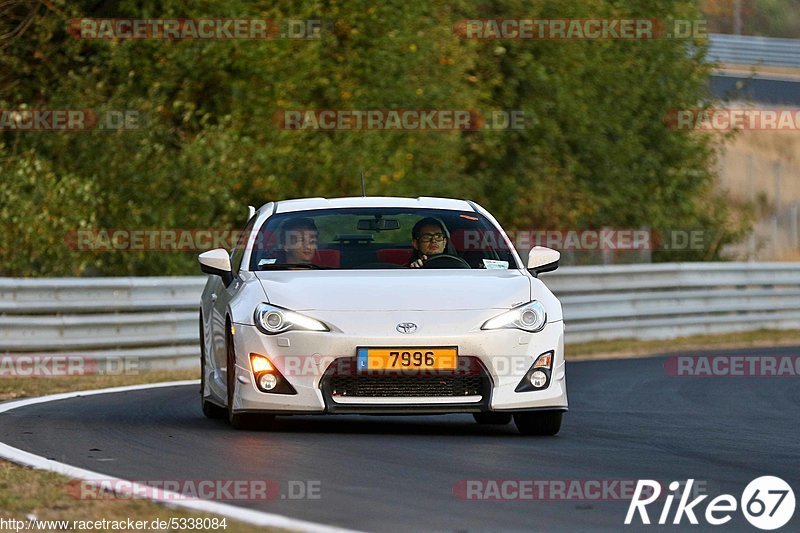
[329,374,484,397]
[320,356,491,400]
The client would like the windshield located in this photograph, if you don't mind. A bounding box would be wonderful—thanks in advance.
[247,207,519,270]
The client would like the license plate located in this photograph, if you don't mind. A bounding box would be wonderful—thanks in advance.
[357,347,458,371]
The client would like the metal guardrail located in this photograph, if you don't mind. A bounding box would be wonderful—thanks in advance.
[1,263,799,368]
[541,262,800,343]
[0,278,203,370]
[708,33,800,69]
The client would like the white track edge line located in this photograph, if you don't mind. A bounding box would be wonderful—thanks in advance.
[0,381,360,533]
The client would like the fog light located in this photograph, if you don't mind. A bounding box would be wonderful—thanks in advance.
[530,370,548,388]
[258,373,278,391]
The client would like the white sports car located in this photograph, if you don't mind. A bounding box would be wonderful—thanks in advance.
[198,196,567,435]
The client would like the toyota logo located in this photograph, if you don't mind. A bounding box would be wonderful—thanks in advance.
[396,322,418,334]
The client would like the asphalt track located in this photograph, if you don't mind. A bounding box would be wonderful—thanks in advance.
[1,346,799,532]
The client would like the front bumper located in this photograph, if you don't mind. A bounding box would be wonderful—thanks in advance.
[228,315,567,415]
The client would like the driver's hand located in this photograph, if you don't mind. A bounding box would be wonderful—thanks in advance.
[409,255,427,268]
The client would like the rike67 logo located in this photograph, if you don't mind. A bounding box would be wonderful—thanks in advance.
[626,477,795,530]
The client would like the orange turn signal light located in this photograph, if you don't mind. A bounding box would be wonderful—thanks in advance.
[249,353,273,373]
[533,352,552,368]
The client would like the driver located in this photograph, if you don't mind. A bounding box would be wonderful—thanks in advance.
[408,217,449,268]
[281,217,319,263]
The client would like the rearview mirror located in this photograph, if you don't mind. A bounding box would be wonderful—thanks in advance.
[198,248,233,286]
[357,218,400,231]
[527,246,560,276]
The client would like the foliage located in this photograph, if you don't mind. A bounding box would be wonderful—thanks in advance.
[0,0,748,275]
[701,0,800,37]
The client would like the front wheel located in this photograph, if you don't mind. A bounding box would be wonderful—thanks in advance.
[230,411,275,430]
[473,412,513,425]
[202,399,226,419]
[200,313,225,419]
[514,411,563,436]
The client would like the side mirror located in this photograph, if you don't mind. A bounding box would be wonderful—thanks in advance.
[527,246,560,276]
[199,248,233,286]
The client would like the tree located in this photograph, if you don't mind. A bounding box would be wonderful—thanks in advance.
[0,0,748,275]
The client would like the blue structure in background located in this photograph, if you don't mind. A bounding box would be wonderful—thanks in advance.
[707,33,800,105]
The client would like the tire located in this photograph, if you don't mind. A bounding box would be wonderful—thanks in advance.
[202,397,226,419]
[473,412,513,425]
[513,411,563,436]
[230,411,275,431]
[225,321,275,430]
[200,313,225,419]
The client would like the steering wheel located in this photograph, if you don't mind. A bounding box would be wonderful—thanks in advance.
[421,254,471,269]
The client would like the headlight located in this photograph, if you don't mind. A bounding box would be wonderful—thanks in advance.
[481,301,547,333]
[254,303,329,334]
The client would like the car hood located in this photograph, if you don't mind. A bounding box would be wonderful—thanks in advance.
[254,270,531,311]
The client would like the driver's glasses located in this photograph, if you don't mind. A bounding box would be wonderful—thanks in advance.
[418,232,445,244]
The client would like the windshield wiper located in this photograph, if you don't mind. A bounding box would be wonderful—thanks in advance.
[257,263,325,270]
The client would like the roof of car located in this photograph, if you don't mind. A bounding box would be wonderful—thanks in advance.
[270,196,476,214]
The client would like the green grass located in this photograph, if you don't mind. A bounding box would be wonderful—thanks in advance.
[0,369,198,402]
[0,460,290,533]
[568,328,800,360]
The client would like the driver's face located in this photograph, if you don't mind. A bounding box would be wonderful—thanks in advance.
[413,224,447,256]
[283,230,318,263]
